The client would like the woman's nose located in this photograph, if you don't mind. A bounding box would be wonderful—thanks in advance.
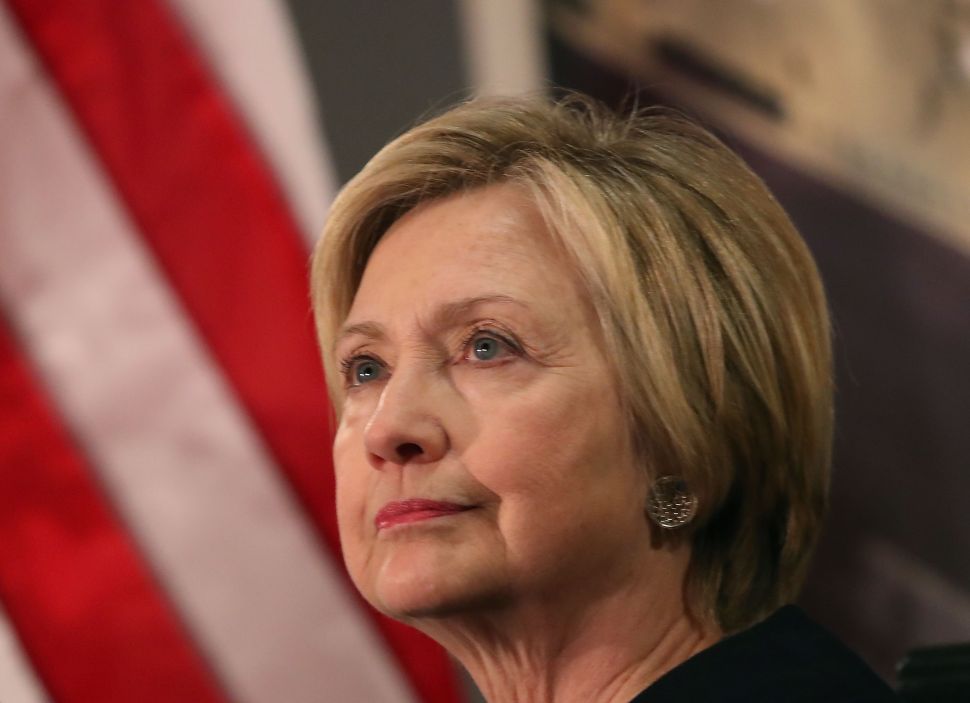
[362,368,449,468]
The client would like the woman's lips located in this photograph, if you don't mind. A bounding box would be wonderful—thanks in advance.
[375,499,473,530]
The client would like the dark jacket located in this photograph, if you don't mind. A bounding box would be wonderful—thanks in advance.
[631,606,900,702]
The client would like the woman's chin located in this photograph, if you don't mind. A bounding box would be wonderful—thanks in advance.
[369,547,509,621]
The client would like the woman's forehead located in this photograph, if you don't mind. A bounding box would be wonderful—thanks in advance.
[374,185,553,262]
[348,185,584,321]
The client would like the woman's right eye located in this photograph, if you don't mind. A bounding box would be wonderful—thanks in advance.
[344,357,386,387]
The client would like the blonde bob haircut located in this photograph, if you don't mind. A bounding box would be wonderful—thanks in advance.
[311,94,832,633]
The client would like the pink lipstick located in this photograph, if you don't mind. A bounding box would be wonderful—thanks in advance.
[375,499,472,530]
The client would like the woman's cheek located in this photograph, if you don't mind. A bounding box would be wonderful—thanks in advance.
[462,388,582,488]
[451,359,542,403]
[333,418,371,560]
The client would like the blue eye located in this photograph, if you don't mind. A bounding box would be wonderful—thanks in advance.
[348,358,383,386]
[471,335,502,361]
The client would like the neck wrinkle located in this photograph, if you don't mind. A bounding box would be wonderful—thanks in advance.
[413,549,721,703]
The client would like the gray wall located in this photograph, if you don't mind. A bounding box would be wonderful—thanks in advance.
[283,0,469,183]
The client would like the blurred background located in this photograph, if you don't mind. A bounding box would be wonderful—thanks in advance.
[0,1,967,702]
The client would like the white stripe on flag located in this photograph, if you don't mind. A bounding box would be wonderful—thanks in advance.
[168,0,338,243]
[0,6,413,703]
[458,0,547,96]
[0,604,49,703]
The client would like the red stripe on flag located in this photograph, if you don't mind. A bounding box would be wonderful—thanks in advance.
[5,2,462,702]
[0,313,230,703]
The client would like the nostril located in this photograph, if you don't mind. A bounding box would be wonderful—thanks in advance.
[396,442,423,462]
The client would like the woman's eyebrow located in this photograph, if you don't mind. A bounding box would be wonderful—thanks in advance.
[334,294,529,351]
[426,294,528,333]
[333,320,385,352]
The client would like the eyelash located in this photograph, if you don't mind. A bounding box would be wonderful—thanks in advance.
[338,325,522,388]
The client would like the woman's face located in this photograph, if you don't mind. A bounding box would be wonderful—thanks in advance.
[332,183,654,621]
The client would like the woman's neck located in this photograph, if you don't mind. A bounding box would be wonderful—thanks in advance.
[413,548,722,703]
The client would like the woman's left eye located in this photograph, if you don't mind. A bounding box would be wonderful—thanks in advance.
[464,332,517,363]
[472,336,501,360]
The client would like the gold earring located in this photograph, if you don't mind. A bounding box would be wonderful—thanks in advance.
[646,476,697,529]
